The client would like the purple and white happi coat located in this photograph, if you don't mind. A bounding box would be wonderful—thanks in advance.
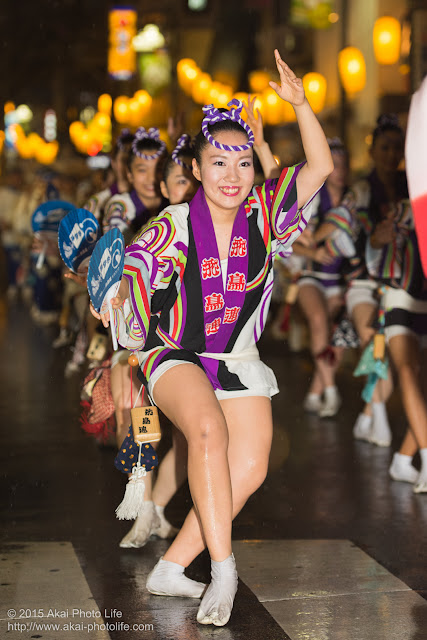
[113,164,317,400]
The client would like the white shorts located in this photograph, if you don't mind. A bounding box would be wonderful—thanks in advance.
[298,276,344,300]
[382,288,427,346]
[346,280,378,316]
[137,346,279,405]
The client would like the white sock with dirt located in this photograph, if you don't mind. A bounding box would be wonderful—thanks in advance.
[119,501,156,548]
[152,503,179,538]
[197,554,238,626]
[146,556,206,598]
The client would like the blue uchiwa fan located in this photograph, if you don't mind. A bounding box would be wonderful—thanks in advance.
[31,200,75,233]
[31,200,75,269]
[58,208,101,274]
[87,228,125,351]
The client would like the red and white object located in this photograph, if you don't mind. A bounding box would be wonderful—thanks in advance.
[405,75,427,276]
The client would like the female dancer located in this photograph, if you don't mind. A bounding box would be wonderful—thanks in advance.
[103,127,168,243]
[93,50,333,626]
[120,134,199,548]
[338,115,404,445]
[294,139,349,417]
[368,200,427,491]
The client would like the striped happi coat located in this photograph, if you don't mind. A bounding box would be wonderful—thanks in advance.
[113,163,315,395]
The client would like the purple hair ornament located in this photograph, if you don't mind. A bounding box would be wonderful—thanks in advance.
[201,100,255,152]
[117,128,134,150]
[132,127,166,160]
[171,134,194,171]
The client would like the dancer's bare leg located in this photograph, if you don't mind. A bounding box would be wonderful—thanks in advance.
[147,364,272,623]
[388,334,427,488]
[350,301,392,443]
[152,428,188,508]
[152,364,232,562]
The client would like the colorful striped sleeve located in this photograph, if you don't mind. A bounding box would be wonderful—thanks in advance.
[103,197,129,234]
[266,162,319,253]
[116,212,179,351]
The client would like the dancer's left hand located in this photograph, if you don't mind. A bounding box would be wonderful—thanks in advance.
[244,96,265,147]
[269,49,305,107]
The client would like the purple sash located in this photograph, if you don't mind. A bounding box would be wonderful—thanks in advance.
[190,186,249,353]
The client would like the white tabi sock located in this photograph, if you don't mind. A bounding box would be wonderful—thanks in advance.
[353,413,372,441]
[197,553,238,627]
[389,452,419,483]
[370,402,392,447]
[151,503,179,539]
[414,449,427,493]
[303,393,322,413]
[146,557,206,598]
[119,501,157,549]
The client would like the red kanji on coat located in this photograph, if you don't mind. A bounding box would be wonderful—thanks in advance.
[227,272,246,291]
[204,292,224,313]
[224,306,240,324]
[205,317,221,335]
[229,236,247,257]
[201,257,221,279]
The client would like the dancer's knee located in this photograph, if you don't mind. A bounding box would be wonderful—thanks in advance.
[187,414,229,455]
[234,457,269,500]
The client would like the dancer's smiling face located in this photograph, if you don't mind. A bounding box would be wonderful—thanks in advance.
[192,130,254,217]
[128,152,161,203]
[161,159,199,205]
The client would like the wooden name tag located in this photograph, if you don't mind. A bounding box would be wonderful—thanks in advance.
[285,282,299,305]
[373,333,385,360]
[131,406,162,444]
[86,333,108,361]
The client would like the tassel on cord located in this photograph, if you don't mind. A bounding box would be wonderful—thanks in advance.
[115,361,147,520]
[115,442,147,520]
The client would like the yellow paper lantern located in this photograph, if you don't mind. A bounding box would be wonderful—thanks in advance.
[263,88,283,125]
[249,70,271,94]
[77,129,91,153]
[338,46,366,95]
[216,85,233,108]
[177,59,200,94]
[134,90,152,118]
[114,96,130,124]
[93,112,111,131]
[35,141,59,165]
[4,101,15,114]
[302,72,327,113]
[207,81,223,104]
[16,136,33,159]
[128,98,144,128]
[69,121,85,143]
[373,16,401,65]
[192,73,212,105]
[27,133,43,155]
[98,94,112,115]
